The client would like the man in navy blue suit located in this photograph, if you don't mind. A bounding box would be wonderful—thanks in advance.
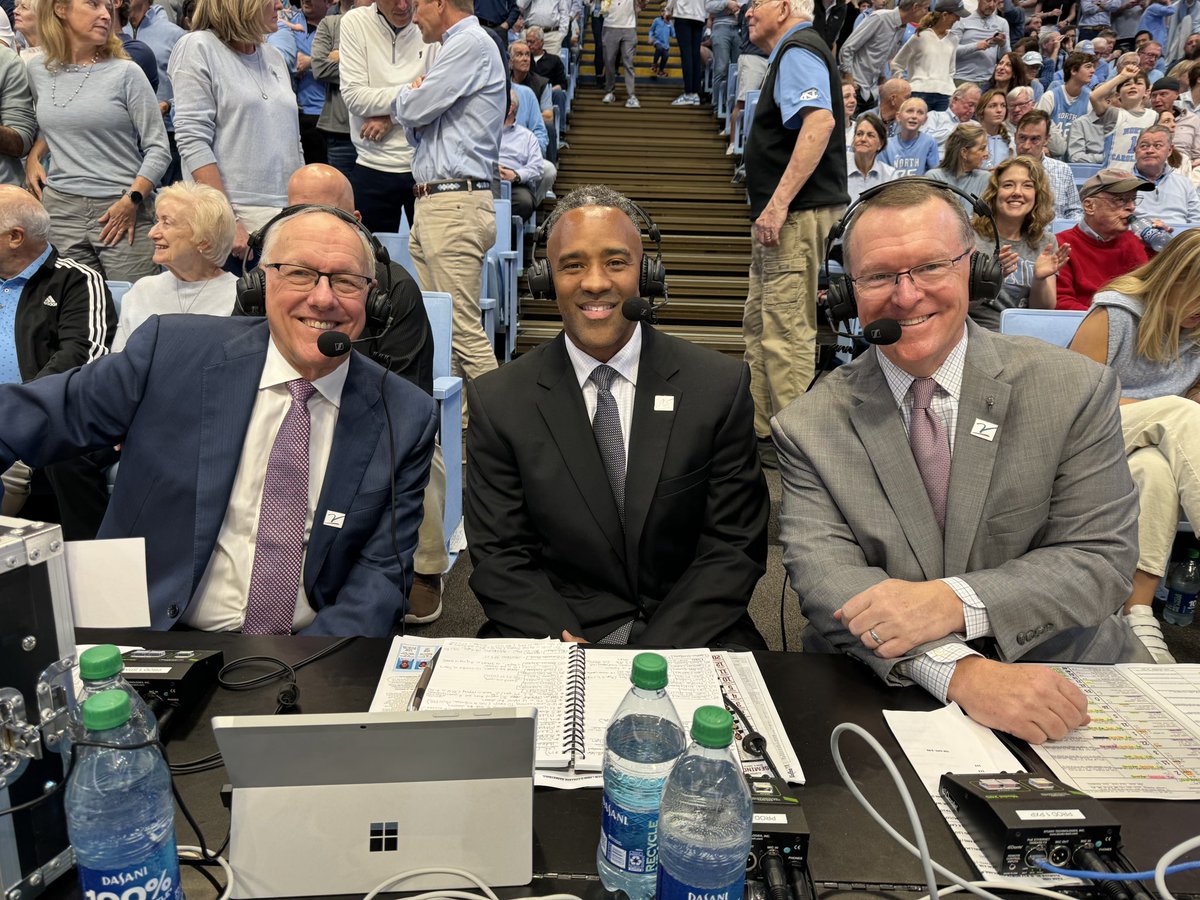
[0,208,438,637]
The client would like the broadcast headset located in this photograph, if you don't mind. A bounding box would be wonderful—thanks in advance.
[527,199,669,311]
[822,177,1005,327]
[233,204,395,331]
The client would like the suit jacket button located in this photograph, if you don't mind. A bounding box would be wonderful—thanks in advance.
[1017,633,1026,645]
[167,604,179,618]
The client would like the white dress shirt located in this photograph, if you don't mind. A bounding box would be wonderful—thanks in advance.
[184,340,349,632]
[564,322,643,468]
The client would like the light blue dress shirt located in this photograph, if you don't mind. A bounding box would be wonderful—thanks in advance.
[392,15,506,184]
[0,245,53,385]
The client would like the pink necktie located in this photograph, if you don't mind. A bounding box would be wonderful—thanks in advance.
[243,379,317,635]
[910,377,950,530]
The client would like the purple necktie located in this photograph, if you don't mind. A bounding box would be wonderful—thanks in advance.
[910,377,950,530]
[243,379,317,635]
[589,364,625,524]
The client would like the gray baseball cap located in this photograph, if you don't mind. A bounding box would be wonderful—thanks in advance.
[1079,169,1155,200]
[934,0,969,15]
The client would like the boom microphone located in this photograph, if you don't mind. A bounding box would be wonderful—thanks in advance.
[622,297,659,324]
[316,330,372,358]
[832,318,902,346]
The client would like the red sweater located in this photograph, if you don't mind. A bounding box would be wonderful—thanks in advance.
[1054,226,1149,311]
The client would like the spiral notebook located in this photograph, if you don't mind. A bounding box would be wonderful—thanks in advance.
[414,639,724,770]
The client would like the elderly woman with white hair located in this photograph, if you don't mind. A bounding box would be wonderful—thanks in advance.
[112,181,238,351]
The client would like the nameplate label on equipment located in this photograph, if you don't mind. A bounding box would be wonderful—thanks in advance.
[1015,809,1085,821]
[123,666,172,674]
[753,813,788,825]
[654,396,674,412]
[970,419,998,441]
[323,511,346,529]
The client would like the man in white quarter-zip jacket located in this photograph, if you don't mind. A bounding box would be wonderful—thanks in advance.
[339,0,439,233]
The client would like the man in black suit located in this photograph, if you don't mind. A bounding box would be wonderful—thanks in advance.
[465,185,769,648]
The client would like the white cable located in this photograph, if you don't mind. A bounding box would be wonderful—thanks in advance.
[830,723,1079,900]
[178,844,233,900]
[363,867,584,900]
[937,881,1080,899]
[1154,833,1200,900]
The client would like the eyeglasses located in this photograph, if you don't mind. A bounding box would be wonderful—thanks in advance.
[850,248,972,299]
[1095,192,1141,208]
[749,0,783,10]
[264,263,373,297]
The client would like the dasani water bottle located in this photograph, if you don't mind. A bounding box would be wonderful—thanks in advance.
[657,706,753,900]
[596,652,687,900]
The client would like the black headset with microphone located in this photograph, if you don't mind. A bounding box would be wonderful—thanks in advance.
[233,204,395,332]
[527,200,669,315]
[822,178,1006,328]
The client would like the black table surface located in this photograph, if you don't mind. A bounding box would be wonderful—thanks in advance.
[73,629,1200,899]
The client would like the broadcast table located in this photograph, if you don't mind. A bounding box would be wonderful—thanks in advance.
[65,629,1200,900]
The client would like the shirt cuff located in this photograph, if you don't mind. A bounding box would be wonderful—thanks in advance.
[941,575,992,640]
[897,642,981,703]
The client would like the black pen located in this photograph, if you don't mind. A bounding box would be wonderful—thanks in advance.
[407,648,440,711]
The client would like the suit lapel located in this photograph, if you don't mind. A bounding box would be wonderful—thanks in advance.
[307,354,385,580]
[194,325,270,590]
[848,351,945,580]
[944,325,1010,576]
[536,334,626,562]
[624,327,680,570]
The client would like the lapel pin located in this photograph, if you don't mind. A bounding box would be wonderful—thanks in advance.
[654,395,674,412]
[323,511,346,529]
[970,419,998,442]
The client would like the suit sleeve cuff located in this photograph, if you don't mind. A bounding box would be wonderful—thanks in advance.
[897,642,981,703]
[941,575,992,640]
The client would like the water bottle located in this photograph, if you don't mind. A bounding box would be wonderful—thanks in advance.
[1165,548,1200,626]
[65,691,184,900]
[596,652,687,900]
[1132,216,1172,253]
[657,706,753,900]
[64,645,157,760]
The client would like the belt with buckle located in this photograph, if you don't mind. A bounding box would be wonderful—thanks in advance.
[413,179,492,198]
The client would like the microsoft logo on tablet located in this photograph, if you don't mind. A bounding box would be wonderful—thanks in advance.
[369,822,399,852]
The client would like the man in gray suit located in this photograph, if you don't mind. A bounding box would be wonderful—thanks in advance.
[773,180,1150,745]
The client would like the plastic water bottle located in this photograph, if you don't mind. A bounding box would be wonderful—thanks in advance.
[657,706,753,900]
[64,645,157,760]
[65,691,183,900]
[1132,216,1172,253]
[596,652,687,900]
[1165,548,1200,626]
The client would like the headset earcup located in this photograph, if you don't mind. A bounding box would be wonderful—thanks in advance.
[367,288,392,331]
[826,273,857,325]
[640,254,668,299]
[527,258,555,299]
[234,269,267,317]
[970,251,1004,304]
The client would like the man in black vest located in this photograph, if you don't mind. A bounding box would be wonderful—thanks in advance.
[742,0,847,467]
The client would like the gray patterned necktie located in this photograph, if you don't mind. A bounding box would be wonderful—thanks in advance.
[589,364,625,524]
[910,377,950,530]
[243,379,316,635]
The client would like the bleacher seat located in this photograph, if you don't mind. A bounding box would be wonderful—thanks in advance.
[422,290,464,549]
[106,280,133,319]
[999,308,1087,347]
[735,89,759,155]
[1068,162,1102,186]
[374,221,419,286]
[724,64,739,137]
[485,197,520,361]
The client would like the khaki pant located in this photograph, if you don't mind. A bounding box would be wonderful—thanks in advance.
[742,204,843,438]
[409,190,498,402]
[43,186,158,283]
[1121,396,1200,576]
[540,30,564,57]
[414,443,450,575]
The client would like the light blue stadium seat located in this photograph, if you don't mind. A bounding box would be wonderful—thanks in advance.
[1068,162,1102,186]
[106,280,133,319]
[999,308,1087,347]
[500,180,512,201]
[485,197,519,361]
[734,90,760,155]
[422,291,463,549]
[724,64,739,137]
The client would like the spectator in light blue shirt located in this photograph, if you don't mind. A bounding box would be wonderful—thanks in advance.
[122,0,186,184]
[1139,0,1176,50]
[293,0,332,164]
[1079,0,1121,39]
[393,0,505,386]
[880,96,940,173]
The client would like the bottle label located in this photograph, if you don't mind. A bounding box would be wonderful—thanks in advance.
[656,866,745,900]
[599,792,659,875]
[78,837,183,900]
[1166,590,1197,616]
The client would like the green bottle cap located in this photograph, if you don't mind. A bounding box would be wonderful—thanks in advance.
[81,690,132,732]
[690,705,735,749]
[79,645,124,682]
[629,652,669,691]
[1189,549,1199,559]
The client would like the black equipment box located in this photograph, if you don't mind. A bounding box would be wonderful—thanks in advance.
[939,772,1120,875]
[747,776,810,877]
[0,518,78,900]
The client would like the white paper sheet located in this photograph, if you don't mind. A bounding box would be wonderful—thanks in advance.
[65,539,150,628]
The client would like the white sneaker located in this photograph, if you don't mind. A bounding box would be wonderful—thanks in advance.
[686,93,701,105]
[625,95,640,108]
[671,93,691,105]
[725,144,737,155]
[602,92,616,103]
[1124,605,1177,664]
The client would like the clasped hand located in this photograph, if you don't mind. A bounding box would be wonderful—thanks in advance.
[834,579,964,658]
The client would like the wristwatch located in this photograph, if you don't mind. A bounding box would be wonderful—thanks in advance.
[123,189,144,205]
